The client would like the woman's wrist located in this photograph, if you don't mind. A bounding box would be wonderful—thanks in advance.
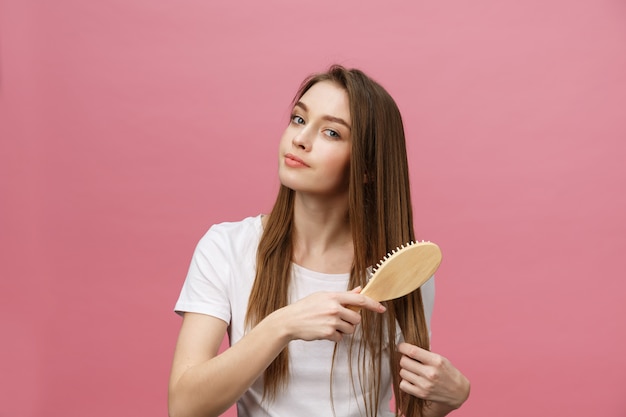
[440,374,470,411]
[451,373,471,409]
[263,307,294,344]
[422,373,470,417]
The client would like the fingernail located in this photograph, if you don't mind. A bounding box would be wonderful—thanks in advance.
[379,305,387,312]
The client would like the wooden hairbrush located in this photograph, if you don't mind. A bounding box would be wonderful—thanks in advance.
[354,241,442,307]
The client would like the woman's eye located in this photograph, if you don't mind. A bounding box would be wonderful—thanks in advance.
[325,129,340,139]
[291,115,305,125]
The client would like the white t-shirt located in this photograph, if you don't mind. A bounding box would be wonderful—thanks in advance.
[174,215,435,417]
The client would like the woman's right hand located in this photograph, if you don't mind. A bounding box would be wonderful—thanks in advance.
[273,288,387,343]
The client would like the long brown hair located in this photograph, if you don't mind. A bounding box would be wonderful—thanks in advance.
[245,65,430,416]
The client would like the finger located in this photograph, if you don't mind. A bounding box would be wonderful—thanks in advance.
[338,307,362,326]
[399,354,426,376]
[350,286,362,294]
[398,366,437,400]
[334,319,357,335]
[398,342,438,364]
[338,292,386,313]
[327,330,343,343]
[399,377,432,400]
[314,318,351,342]
[399,367,426,388]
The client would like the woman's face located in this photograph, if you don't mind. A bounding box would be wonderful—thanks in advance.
[278,81,352,197]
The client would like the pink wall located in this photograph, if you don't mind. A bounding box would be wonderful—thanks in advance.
[1,0,625,416]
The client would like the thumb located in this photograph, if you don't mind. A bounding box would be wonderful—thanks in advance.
[350,286,362,294]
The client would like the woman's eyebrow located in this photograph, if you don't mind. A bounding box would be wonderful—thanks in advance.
[294,101,352,131]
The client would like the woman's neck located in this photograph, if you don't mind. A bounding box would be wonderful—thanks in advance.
[290,193,353,274]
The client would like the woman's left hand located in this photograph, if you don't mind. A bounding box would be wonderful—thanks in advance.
[397,342,470,412]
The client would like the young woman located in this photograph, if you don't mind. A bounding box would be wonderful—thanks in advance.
[169,65,470,417]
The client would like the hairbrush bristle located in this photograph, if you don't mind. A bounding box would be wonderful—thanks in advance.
[370,240,437,274]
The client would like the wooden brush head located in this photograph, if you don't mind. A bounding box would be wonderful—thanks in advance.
[360,241,442,303]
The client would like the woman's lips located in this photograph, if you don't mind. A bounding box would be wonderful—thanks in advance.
[284,153,309,167]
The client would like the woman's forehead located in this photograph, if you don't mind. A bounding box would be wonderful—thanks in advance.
[297,81,350,121]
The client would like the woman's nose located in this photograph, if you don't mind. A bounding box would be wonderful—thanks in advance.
[292,127,312,150]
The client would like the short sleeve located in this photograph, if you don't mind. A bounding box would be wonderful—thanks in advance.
[174,226,233,324]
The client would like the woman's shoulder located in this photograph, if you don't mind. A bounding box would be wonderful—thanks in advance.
[207,214,264,234]
[197,214,265,251]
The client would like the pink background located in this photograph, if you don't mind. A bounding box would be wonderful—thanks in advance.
[1,0,625,416]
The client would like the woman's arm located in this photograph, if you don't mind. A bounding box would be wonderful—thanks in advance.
[168,290,386,417]
[397,343,470,417]
[168,311,290,417]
